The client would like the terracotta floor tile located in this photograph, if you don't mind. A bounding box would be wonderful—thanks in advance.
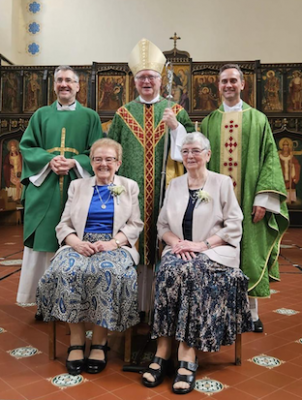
[0,378,12,395]
[282,380,302,398]
[16,379,61,400]
[63,381,106,400]
[262,389,302,400]
[91,393,126,400]
[32,361,68,378]
[254,368,297,388]
[266,342,302,361]
[0,387,27,399]
[3,369,43,389]
[93,371,134,391]
[276,361,302,379]
[235,377,277,397]
[290,355,302,367]
[37,391,75,400]
[210,386,258,400]
[113,382,158,400]
[0,358,32,378]
[207,367,250,386]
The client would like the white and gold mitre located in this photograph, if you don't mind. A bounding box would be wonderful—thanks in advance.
[128,38,166,76]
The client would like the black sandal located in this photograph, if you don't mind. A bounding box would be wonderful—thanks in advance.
[86,343,110,374]
[66,345,86,376]
[172,359,198,395]
[142,356,174,388]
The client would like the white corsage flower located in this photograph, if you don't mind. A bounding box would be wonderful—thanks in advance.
[109,185,126,204]
[195,189,211,208]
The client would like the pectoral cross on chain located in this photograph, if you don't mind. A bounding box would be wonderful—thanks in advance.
[47,127,79,205]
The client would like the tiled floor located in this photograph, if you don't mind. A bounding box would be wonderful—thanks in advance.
[0,225,302,400]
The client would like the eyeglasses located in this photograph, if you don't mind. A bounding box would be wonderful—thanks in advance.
[135,75,159,82]
[92,156,117,164]
[180,148,207,156]
[55,77,78,84]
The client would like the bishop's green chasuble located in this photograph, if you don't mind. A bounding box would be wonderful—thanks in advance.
[108,97,194,265]
[201,102,288,297]
[21,101,103,252]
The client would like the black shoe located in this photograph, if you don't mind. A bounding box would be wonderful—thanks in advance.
[253,318,264,333]
[35,313,43,321]
[142,356,174,388]
[86,343,110,374]
[66,345,86,376]
[172,359,198,395]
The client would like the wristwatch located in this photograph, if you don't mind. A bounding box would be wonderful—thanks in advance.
[114,238,121,248]
[204,240,211,249]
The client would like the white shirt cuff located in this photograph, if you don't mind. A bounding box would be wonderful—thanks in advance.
[253,193,280,214]
[29,160,91,187]
[170,123,186,162]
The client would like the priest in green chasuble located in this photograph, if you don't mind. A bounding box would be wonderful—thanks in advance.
[17,66,103,306]
[108,38,194,310]
[201,64,288,332]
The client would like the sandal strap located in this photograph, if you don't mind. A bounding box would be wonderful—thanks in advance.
[152,356,169,369]
[178,359,198,372]
[90,343,110,352]
[174,372,195,384]
[67,344,85,354]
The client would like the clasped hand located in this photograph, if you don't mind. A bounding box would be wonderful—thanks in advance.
[73,239,117,257]
[50,155,75,175]
[162,108,178,130]
[172,240,200,261]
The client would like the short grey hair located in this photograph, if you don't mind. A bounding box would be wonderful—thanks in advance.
[54,65,79,83]
[181,132,211,151]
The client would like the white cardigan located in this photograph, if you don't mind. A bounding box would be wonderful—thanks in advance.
[55,175,144,265]
[157,171,243,268]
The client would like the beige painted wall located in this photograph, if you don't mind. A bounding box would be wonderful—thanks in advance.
[0,0,13,62]
[1,0,301,65]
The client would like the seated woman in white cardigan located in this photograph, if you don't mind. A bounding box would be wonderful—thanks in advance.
[37,138,144,376]
[142,132,252,395]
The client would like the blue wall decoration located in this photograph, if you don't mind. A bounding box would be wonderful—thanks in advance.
[28,1,41,14]
[28,43,40,55]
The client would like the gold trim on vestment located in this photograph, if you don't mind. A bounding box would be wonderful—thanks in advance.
[47,147,79,155]
[46,127,79,206]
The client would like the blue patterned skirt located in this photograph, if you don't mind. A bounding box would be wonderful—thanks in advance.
[36,233,139,331]
[151,252,253,351]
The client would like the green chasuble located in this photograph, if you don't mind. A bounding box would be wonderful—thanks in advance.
[201,102,289,297]
[21,101,103,252]
[108,97,194,265]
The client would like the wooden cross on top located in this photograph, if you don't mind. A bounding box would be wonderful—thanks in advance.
[170,32,181,55]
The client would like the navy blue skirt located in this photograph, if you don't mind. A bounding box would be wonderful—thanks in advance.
[37,233,139,331]
[151,252,253,351]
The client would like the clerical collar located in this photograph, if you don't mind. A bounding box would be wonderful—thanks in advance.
[223,99,243,112]
[57,101,76,111]
[139,94,160,104]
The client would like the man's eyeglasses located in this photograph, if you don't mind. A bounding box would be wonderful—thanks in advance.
[55,78,78,84]
[92,156,117,164]
[135,75,159,82]
[180,148,207,156]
